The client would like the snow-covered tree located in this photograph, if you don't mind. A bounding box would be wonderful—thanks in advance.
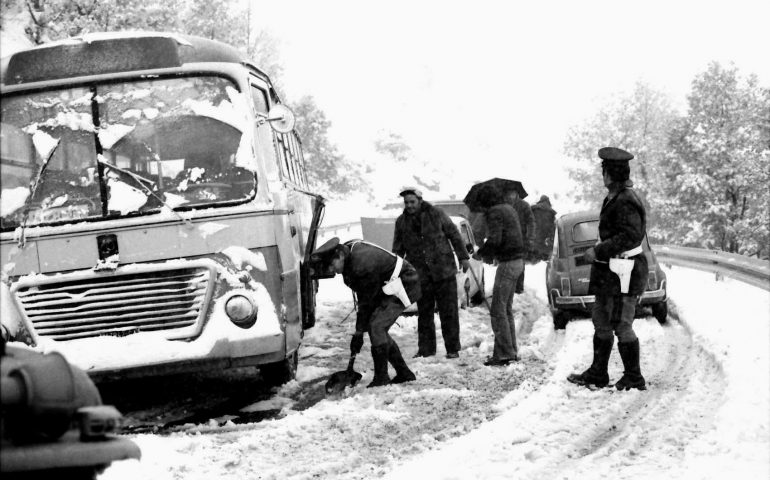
[292,95,368,199]
[18,0,183,43]
[664,62,770,256]
[370,130,464,205]
[563,81,679,239]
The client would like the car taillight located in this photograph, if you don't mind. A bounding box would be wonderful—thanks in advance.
[648,272,657,289]
[560,277,571,296]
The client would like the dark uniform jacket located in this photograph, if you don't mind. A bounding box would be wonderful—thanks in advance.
[341,241,421,332]
[531,197,557,259]
[588,182,649,296]
[508,197,536,253]
[393,201,470,282]
[477,203,524,262]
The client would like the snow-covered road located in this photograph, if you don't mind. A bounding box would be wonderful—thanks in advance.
[99,263,769,480]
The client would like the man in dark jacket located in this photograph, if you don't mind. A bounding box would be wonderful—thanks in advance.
[474,184,525,366]
[393,187,470,359]
[311,237,421,387]
[531,195,557,261]
[503,187,535,294]
[567,147,649,391]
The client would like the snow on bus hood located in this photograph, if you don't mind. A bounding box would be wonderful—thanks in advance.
[9,257,281,373]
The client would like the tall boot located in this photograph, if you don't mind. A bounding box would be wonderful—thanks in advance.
[367,344,391,388]
[567,335,614,388]
[615,339,646,391]
[388,340,416,384]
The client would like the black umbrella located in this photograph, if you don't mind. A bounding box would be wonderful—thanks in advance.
[463,178,528,212]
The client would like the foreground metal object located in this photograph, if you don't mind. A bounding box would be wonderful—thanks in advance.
[1,342,140,479]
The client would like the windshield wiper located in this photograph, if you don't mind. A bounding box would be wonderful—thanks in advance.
[96,158,193,227]
[17,139,61,248]
[97,158,156,189]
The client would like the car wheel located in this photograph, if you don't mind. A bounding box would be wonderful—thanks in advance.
[553,309,570,330]
[652,301,668,324]
[260,349,298,386]
[470,270,485,306]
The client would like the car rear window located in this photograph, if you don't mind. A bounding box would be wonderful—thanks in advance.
[572,221,599,243]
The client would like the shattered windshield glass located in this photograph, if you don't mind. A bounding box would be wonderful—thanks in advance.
[1,76,255,231]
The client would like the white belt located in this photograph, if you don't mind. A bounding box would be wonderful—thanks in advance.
[382,256,411,307]
[389,256,403,282]
[616,245,642,258]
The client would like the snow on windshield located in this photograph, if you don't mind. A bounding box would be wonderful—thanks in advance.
[0,187,29,217]
[0,76,256,230]
[28,128,60,159]
[106,173,149,214]
[98,124,135,149]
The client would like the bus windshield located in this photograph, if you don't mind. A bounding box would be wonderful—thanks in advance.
[1,75,255,230]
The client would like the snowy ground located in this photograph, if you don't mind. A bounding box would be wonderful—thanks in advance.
[99,262,769,480]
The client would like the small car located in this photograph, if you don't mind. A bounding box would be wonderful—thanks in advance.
[360,215,486,311]
[546,210,668,329]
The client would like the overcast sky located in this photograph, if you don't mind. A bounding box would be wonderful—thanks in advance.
[253,0,769,200]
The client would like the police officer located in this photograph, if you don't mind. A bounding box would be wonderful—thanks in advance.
[311,237,421,387]
[567,147,648,391]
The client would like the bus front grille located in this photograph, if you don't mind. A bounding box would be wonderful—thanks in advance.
[15,268,211,341]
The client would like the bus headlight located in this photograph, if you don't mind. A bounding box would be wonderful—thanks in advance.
[225,294,257,328]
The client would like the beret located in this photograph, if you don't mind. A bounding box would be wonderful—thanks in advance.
[399,186,423,198]
[598,147,634,162]
[311,237,340,261]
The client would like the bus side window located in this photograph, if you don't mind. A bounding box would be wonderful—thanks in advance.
[276,133,293,182]
[291,133,307,188]
[250,82,280,180]
[250,85,268,116]
[288,134,300,184]
[294,134,308,187]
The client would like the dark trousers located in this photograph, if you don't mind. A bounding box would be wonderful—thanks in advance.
[515,264,526,293]
[592,294,639,343]
[367,295,404,347]
[416,275,461,355]
[490,259,523,360]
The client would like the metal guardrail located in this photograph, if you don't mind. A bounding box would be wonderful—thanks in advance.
[317,221,361,238]
[652,244,770,291]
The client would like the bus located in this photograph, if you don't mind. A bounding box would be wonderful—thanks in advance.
[0,32,325,384]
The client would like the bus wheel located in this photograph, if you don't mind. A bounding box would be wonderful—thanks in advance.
[553,309,570,330]
[652,301,668,324]
[260,350,298,386]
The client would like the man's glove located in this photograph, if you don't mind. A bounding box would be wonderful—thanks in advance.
[350,332,364,354]
[583,247,596,264]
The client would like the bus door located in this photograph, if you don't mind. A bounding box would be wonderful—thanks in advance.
[300,195,326,329]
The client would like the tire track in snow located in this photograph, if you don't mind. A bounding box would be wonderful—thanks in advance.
[523,315,728,480]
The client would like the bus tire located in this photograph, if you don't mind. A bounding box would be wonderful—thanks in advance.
[553,309,570,330]
[652,301,668,324]
[260,350,298,386]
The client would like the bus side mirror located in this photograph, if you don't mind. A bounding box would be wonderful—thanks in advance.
[266,104,295,133]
